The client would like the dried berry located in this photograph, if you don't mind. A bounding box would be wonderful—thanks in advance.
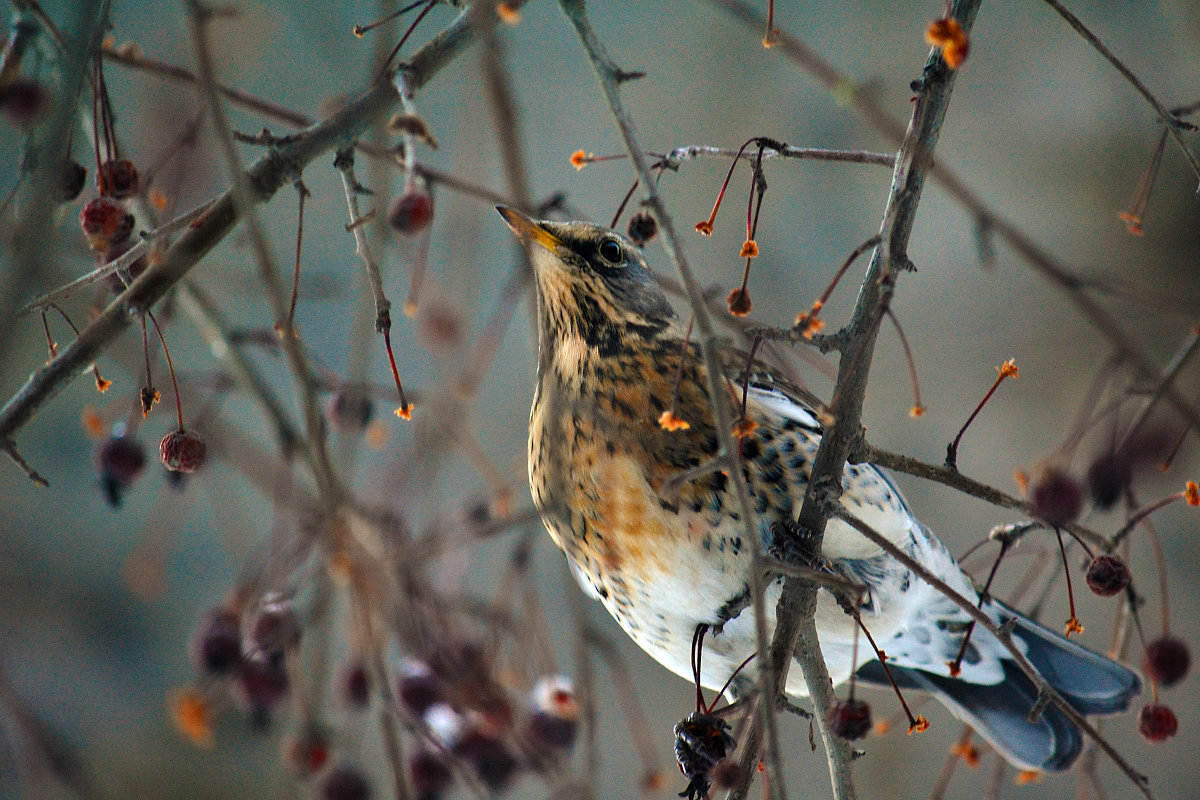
[322,765,372,800]
[250,596,302,654]
[327,387,374,432]
[408,749,453,800]
[98,158,140,199]
[1028,467,1083,527]
[57,159,88,202]
[826,698,872,741]
[1144,637,1190,688]
[236,652,289,714]
[398,661,445,717]
[1085,453,1130,511]
[0,77,48,126]
[1085,554,1130,597]
[627,210,658,246]
[192,607,242,675]
[453,726,517,791]
[99,435,147,487]
[388,187,434,236]
[80,197,134,251]
[1137,703,1178,742]
[727,288,752,317]
[674,711,735,800]
[525,675,579,751]
[159,429,207,473]
[342,661,370,708]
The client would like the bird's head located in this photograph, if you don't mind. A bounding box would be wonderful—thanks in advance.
[497,206,676,356]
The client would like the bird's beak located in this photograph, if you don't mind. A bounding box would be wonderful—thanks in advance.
[496,205,562,253]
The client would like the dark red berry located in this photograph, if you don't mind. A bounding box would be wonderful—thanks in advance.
[98,158,140,199]
[80,196,134,251]
[0,77,48,126]
[322,765,371,800]
[286,727,331,777]
[388,187,434,236]
[674,712,735,800]
[1085,453,1130,511]
[342,661,370,708]
[1137,703,1178,742]
[327,387,373,433]
[826,698,872,741]
[525,676,579,751]
[236,652,289,712]
[1028,467,1083,527]
[398,662,444,717]
[192,608,242,674]
[99,435,147,486]
[727,288,752,317]
[1085,554,1130,597]
[1144,636,1190,688]
[57,159,88,202]
[103,239,148,292]
[159,429,207,473]
[453,727,517,791]
[408,749,452,800]
[250,596,302,654]
[627,210,658,246]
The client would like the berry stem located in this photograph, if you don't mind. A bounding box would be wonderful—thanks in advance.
[1055,529,1084,636]
[146,310,184,430]
[947,359,1017,470]
[1118,127,1168,235]
[285,180,310,334]
[885,309,923,417]
[610,179,639,228]
[949,539,1009,677]
[377,0,437,79]
[695,138,758,235]
[381,322,412,419]
[353,0,427,38]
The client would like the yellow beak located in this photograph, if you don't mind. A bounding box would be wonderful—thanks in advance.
[496,205,563,253]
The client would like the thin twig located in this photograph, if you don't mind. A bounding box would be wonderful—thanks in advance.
[660,144,894,169]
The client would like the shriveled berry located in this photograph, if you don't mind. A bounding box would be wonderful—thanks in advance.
[327,387,373,433]
[674,712,734,800]
[1028,467,1083,527]
[236,652,289,713]
[0,77,48,126]
[408,749,452,800]
[80,196,134,251]
[727,288,752,317]
[453,727,517,791]
[1085,453,1130,511]
[286,726,331,777]
[1144,636,1190,688]
[57,159,88,202]
[192,607,242,674]
[250,596,302,654]
[1085,554,1130,597]
[398,661,444,717]
[322,765,371,800]
[99,435,147,486]
[826,698,872,741]
[388,187,434,236]
[160,429,207,473]
[98,158,140,199]
[1137,703,1178,742]
[627,210,658,246]
[342,661,370,708]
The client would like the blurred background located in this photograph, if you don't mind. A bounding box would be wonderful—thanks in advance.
[1,1,1198,798]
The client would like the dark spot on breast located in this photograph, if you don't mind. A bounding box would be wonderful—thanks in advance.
[740,437,761,460]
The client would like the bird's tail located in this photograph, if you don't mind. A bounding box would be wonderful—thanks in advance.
[856,601,1140,772]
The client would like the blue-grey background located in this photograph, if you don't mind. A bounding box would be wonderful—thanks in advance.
[1,1,1198,798]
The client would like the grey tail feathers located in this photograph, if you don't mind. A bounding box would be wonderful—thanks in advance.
[855,601,1140,773]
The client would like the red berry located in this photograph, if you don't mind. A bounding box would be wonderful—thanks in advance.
[408,749,452,800]
[627,210,658,246]
[388,187,434,236]
[1085,453,1130,511]
[0,77,48,126]
[1137,703,1178,742]
[80,197,134,251]
[57,159,88,202]
[398,661,444,717]
[192,607,243,674]
[726,288,752,317]
[1028,467,1083,527]
[98,158,140,199]
[327,387,373,432]
[99,435,147,486]
[322,765,371,800]
[341,661,371,708]
[826,698,872,741]
[453,726,517,791]
[286,727,331,777]
[1085,554,1130,597]
[1144,637,1190,688]
[159,429,207,473]
[525,675,579,751]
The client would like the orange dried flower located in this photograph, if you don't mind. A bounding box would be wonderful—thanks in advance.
[171,688,214,748]
[739,239,759,258]
[909,404,926,418]
[1014,469,1029,493]
[926,17,969,69]
[570,150,590,170]
[82,407,106,438]
[727,288,752,316]
[1016,770,1043,785]
[872,719,890,735]
[1185,481,1199,506]
[907,715,929,734]
[1064,616,1084,637]
[93,372,112,393]
[496,2,521,24]
[149,186,170,212]
[394,402,413,420]
[694,220,714,236]
[643,772,668,791]
[997,358,1018,379]
[658,411,690,432]
[952,741,981,767]
[946,660,962,678]
[732,417,758,438]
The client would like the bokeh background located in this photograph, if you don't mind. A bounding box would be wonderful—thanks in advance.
[1,1,1199,799]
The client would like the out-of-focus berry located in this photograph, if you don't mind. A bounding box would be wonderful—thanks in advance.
[525,675,579,751]
[57,159,88,202]
[236,652,289,714]
[0,77,48,126]
[286,726,331,777]
[1144,637,1190,688]
[408,749,452,800]
[388,186,433,236]
[1028,467,1083,527]
[80,197,134,251]
[1137,703,1178,742]
[341,661,370,708]
[453,724,517,791]
[327,387,374,433]
[398,660,444,717]
[250,595,302,655]
[826,698,872,741]
[627,211,658,246]
[192,607,242,675]
[98,158,140,198]
[321,765,371,800]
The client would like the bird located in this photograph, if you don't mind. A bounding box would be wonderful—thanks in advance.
[496,205,1140,773]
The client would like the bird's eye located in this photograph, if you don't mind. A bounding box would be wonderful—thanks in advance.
[598,238,624,265]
